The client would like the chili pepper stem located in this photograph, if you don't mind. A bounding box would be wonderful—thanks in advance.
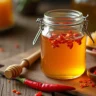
[16,77,25,83]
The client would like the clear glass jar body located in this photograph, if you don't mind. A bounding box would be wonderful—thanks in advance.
[0,0,14,30]
[41,9,86,80]
[72,0,96,32]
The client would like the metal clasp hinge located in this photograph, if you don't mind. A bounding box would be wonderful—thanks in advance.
[83,15,94,43]
[32,18,44,45]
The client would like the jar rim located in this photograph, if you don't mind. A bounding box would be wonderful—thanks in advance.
[43,9,84,26]
[44,9,83,18]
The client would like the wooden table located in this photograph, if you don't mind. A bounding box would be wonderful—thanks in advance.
[0,1,96,96]
[0,6,43,96]
[0,4,69,96]
[0,11,74,95]
[0,13,40,60]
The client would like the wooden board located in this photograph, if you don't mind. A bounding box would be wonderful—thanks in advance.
[0,46,96,96]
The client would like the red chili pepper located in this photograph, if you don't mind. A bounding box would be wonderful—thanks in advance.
[16,77,75,92]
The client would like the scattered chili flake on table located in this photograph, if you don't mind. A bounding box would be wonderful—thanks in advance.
[14,43,20,49]
[80,84,85,88]
[84,80,87,83]
[79,79,96,88]
[8,80,10,83]
[84,83,89,87]
[0,48,4,52]
[16,91,21,95]
[12,89,21,95]
[79,80,83,83]
[91,83,96,87]
[12,89,17,93]
[35,91,42,96]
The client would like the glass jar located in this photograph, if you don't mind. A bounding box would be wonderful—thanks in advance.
[38,9,87,80]
[72,0,96,32]
[0,0,14,31]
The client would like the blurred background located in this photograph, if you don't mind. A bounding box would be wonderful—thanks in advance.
[15,0,71,15]
[0,0,96,60]
[0,0,72,60]
[15,0,96,32]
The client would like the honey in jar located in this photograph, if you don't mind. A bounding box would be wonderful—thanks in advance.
[37,9,87,79]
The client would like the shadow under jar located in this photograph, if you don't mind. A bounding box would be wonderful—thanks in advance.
[40,9,86,80]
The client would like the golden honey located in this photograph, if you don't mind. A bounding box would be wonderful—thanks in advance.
[41,33,86,79]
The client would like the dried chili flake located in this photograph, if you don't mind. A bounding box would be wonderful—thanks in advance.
[12,89,17,93]
[79,80,83,83]
[66,33,72,38]
[84,80,87,83]
[8,80,10,83]
[75,38,82,45]
[83,83,89,87]
[15,44,20,49]
[67,42,73,49]
[80,84,85,88]
[91,83,96,87]
[89,81,93,84]
[51,33,58,38]
[87,78,91,81]
[49,31,83,49]
[79,79,96,89]
[16,91,21,95]
[0,48,4,52]
[73,33,80,37]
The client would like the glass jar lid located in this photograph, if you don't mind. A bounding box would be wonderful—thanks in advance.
[43,9,84,26]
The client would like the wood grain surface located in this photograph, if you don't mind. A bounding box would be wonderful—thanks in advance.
[0,46,51,96]
[0,46,96,96]
[0,1,95,96]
